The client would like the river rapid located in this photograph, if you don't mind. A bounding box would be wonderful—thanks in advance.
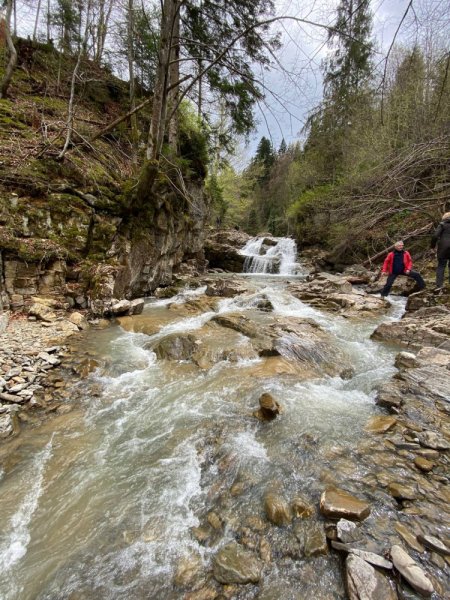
[0,239,408,600]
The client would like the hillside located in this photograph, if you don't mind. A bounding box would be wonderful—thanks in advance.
[0,40,208,316]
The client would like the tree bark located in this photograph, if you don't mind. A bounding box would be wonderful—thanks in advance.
[127,0,138,167]
[0,0,17,100]
[33,0,42,41]
[168,8,180,149]
[57,1,92,160]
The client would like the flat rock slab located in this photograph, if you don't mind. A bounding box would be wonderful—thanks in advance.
[320,485,371,521]
[213,542,262,584]
[418,430,450,451]
[394,523,425,553]
[364,415,397,434]
[346,554,397,600]
[350,549,393,570]
[388,483,417,501]
[390,545,433,597]
[417,534,450,556]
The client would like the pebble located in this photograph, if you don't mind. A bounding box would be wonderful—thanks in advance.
[394,523,425,553]
[414,456,434,472]
[416,534,450,556]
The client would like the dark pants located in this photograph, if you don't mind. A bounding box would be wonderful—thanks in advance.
[436,258,450,287]
[382,270,426,296]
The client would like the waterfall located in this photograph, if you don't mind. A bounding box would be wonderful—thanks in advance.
[240,236,300,275]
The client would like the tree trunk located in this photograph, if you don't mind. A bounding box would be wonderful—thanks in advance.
[57,1,92,160]
[33,0,42,41]
[0,0,17,100]
[168,8,180,149]
[146,0,178,163]
[127,0,138,168]
[46,0,50,41]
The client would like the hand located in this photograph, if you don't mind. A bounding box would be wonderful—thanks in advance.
[405,270,411,274]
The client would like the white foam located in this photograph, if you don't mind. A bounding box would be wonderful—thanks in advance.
[0,437,53,573]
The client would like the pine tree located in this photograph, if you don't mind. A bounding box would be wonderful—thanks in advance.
[278,138,287,154]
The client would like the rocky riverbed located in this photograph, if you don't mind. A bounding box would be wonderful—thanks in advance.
[0,236,449,600]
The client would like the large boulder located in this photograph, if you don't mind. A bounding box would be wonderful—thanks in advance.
[371,310,450,350]
[204,230,250,272]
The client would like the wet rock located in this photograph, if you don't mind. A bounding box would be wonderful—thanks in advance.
[204,230,250,272]
[414,448,439,460]
[191,526,211,543]
[0,411,20,438]
[73,358,101,378]
[110,300,132,315]
[168,296,219,317]
[364,415,397,434]
[337,519,363,544]
[416,534,450,556]
[429,552,446,569]
[346,554,397,600]
[254,296,274,312]
[153,334,198,361]
[69,312,89,330]
[207,512,222,530]
[183,586,218,600]
[394,523,425,553]
[292,494,315,519]
[418,430,450,450]
[205,280,247,298]
[320,485,371,521]
[264,486,292,526]
[174,553,204,588]
[388,483,417,501]
[128,298,144,315]
[253,392,283,422]
[395,352,420,369]
[260,536,272,564]
[212,542,262,584]
[302,523,329,558]
[349,549,393,570]
[414,457,434,472]
[390,545,434,597]
[371,312,450,350]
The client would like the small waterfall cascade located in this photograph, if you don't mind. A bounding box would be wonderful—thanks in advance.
[240,236,301,274]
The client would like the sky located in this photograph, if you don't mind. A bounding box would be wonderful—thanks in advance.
[249,0,412,153]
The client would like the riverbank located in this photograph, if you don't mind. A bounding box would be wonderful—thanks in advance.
[0,238,449,599]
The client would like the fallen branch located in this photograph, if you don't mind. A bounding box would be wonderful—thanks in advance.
[362,224,434,267]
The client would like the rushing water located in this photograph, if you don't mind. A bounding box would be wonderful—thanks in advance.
[0,245,407,600]
[240,237,301,275]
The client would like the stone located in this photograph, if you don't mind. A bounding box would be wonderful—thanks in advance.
[418,430,450,450]
[364,415,397,434]
[207,512,222,530]
[390,545,433,597]
[292,494,315,519]
[349,549,393,570]
[346,554,397,600]
[254,392,283,421]
[212,543,262,584]
[395,351,419,369]
[337,519,363,544]
[320,485,371,521]
[0,392,26,403]
[303,523,329,558]
[174,553,203,588]
[128,298,144,315]
[111,300,132,315]
[69,312,89,330]
[264,486,292,526]
[414,457,434,472]
[0,311,9,334]
[388,483,417,501]
[0,412,20,438]
[73,358,101,379]
[38,352,61,366]
[28,303,56,322]
[416,534,450,556]
[394,523,425,553]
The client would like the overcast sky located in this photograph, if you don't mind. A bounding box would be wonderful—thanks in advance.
[249,0,411,152]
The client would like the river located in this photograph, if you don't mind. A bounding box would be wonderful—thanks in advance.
[0,238,406,600]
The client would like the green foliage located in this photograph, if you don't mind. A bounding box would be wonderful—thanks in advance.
[178,101,210,180]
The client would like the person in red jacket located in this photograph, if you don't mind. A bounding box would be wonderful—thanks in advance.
[380,240,426,298]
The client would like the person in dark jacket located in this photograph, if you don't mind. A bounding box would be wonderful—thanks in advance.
[430,211,450,289]
[380,241,426,298]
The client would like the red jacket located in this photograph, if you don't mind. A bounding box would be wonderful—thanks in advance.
[382,251,412,275]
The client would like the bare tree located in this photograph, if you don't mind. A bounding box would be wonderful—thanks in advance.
[58,0,93,160]
[0,0,17,100]
[127,0,138,167]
